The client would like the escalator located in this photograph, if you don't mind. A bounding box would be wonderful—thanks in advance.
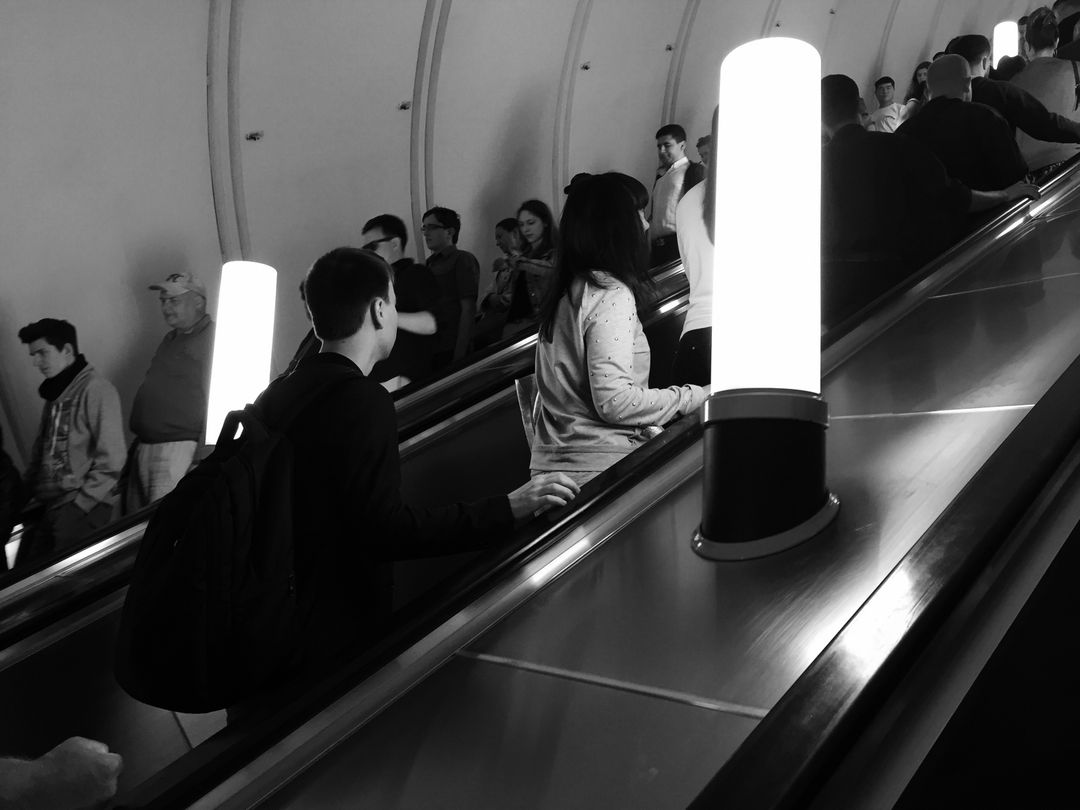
[0,264,690,793]
[113,162,1080,807]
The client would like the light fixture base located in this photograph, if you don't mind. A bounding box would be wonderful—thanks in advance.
[693,388,839,561]
[692,492,839,561]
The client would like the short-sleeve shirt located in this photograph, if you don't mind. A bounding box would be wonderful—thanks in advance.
[371,258,440,384]
[869,103,905,133]
[426,245,480,354]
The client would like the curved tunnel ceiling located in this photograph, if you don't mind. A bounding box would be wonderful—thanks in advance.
[0,0,1033,464]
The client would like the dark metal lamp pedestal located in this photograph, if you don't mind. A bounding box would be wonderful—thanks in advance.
[692,389,839,561]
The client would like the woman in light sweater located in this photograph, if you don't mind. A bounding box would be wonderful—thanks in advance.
[530,173,707,486]
[672,107,717,386]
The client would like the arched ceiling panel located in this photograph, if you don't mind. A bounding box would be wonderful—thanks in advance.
[767,0,837,52]
[236,0,426,372]
[567,0,685,202]
[674,0,775,167]
[430,0,576,290]
[821,0,901,103]
[0,1,219,456]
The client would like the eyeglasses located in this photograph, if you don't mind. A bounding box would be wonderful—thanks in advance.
[361,235,395,251]
[420,224,448,233]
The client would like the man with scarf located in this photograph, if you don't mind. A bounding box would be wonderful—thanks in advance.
[17,319,125,564]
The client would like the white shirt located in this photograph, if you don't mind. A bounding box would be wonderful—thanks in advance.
[869,103,905,134]
[649,156,690,238]
[674,182,713,336]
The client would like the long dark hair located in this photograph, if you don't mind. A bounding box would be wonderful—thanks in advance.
[517,199,558,258]
[904,61,931,102]
[538,173,653,342]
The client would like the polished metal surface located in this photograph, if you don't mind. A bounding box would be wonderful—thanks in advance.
[190,441,702,810]
[261,656,758,810]
[0,595,191,793]
[240,172,1080,807]
[469,408,1026,710]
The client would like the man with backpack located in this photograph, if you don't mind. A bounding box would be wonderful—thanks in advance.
[117,247,579,713]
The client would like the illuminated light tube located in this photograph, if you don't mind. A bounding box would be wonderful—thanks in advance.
[692,37,839,562]
[994,21,1019,63]
[205,261,277,444]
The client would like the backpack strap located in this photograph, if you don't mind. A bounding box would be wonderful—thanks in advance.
[216,373,354,447]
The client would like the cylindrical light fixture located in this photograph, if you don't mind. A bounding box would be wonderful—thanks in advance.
[693,37,839,562]
[205,260,277,444]
[994,21,1019,63]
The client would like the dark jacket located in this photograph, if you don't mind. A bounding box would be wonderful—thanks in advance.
[895,97,1027,191]
[0,429,24,571]
[822,124,971,270]
[971,75,1080,143]
[255,351,512,674]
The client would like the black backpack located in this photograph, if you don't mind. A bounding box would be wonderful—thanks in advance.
[115,375,346,713]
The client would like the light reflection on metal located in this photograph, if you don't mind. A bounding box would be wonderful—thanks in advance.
[836,569,917,680]
[657,300,679,314]
[832,404,1034,421]
[530,539,591,587]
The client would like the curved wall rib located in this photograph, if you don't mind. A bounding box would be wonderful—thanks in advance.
[206,0,239,263]
[553,0,595,214]
[226,0,250,259]
[424,0,454,225]
[410,0,442,261]
[662,0,702,127]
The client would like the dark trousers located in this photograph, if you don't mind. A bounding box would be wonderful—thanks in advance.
[650,236,680,267]
[16,500,113,567]
[672,328,712,386]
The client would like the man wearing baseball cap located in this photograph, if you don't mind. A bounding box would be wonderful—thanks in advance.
[125,272,215,512]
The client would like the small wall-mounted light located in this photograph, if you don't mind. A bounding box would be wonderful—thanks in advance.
[693,37,838,562]
[398,101,412,110]
[206,261,277,444]
[580,61,591,70]
[244,131,264,142]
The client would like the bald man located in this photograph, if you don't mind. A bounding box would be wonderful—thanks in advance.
[896,55,1028,192]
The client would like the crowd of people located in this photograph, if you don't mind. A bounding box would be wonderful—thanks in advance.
[5,8,1080,802]
[0,123,711,574]
[821,5,1080,326]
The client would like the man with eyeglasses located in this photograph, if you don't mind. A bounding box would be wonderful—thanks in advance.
[421,207,480,370]
[125,272,215,512]
[360,214,440,391]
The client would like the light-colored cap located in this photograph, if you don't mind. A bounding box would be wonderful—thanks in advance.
[149,271,207,299]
